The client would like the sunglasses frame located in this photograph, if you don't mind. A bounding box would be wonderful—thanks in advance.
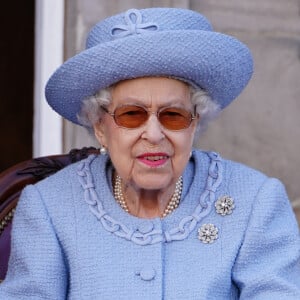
[101,104,198,131]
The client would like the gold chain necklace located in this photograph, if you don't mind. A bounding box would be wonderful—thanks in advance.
[113,175,183,218]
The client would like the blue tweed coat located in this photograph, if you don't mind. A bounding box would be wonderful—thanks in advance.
[1,150,300,299]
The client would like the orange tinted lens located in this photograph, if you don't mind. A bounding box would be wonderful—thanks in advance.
[159,107,192,130]
[114,105,148,128]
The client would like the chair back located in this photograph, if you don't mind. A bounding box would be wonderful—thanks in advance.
[0,147,98,282]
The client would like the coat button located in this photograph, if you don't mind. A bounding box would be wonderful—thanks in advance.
[137,221,154,234]
[136,267,156,281]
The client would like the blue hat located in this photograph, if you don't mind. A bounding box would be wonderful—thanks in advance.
[45,7,253,125]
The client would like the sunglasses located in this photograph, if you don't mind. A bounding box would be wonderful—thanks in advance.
[101,105,197,130]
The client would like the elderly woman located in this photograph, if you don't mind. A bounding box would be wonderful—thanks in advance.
[1,7,300,299]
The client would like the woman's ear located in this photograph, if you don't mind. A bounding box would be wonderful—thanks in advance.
[93,121,107,147]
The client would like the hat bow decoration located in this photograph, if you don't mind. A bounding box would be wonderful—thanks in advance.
[111,9,158,38]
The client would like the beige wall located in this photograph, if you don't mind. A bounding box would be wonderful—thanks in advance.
[63,0,300,218]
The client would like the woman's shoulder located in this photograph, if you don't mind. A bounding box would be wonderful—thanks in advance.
[193,149,286,198]
[195,149,269,182]
[193,150,297,235]
[32,157,83,192]
[16,154,106,219]
[19,154,106,207]
[222,154,268,182]
[34,154,103,189]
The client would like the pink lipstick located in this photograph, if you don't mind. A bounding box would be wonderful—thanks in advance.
[137,152,169,167]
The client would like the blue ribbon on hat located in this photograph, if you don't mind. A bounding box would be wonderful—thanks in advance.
[111,9,158,38]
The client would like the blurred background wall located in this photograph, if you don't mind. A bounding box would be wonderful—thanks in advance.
[63,0,300,220]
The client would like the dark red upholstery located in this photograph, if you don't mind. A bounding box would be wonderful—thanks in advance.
[0,223,12,280]
[0,147,99,282]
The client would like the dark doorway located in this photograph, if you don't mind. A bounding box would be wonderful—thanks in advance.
[0,2,34,171]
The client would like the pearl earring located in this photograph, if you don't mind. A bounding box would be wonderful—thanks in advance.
[100,146,107,155]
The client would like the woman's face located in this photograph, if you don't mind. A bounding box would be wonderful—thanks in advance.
[94,77,198,192]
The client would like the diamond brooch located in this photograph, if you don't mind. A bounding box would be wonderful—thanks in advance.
[197,196,234,244]
[198,223,218,244]
[215,195,235,216]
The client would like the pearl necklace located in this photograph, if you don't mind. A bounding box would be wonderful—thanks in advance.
[113,175,183,218]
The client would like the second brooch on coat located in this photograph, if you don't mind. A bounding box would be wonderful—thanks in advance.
[198,223,218,244]
[215,195,235,216]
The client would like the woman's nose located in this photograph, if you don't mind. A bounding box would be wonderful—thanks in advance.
[141,114,165,144]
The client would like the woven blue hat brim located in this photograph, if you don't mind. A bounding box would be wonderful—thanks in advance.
[45,30,253,125]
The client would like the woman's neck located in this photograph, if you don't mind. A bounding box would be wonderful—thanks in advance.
[125,187,173,218]
[113,174,182,218]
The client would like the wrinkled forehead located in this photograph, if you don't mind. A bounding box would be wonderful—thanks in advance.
[109,77,192,108]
